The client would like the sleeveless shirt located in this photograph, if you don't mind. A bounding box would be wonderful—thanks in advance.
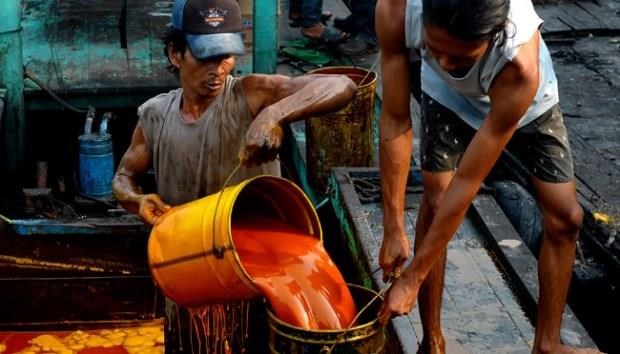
[404,0,559,128]
[138,75,281,206]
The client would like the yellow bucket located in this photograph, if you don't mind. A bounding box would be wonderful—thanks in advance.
[148,175,322,307]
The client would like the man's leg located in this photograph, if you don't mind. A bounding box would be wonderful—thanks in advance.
[510,105,599,353]
[415,94,474,354]
[530,178,601,354]
[415,171,453,354]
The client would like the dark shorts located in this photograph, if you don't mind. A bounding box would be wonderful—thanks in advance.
[420,93,574,183]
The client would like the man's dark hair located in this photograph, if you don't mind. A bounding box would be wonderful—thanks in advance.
[162,27,187,77]
[422,0,510,43]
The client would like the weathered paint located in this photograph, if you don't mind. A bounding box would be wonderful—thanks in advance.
[0,89,6,126]
[328,171,375,289]
[20,0,274,109]
[0,0,25,186]
[0,213,146,236]
[253,0,277,73]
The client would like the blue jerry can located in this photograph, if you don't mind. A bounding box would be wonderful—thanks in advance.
[78,110,114,198]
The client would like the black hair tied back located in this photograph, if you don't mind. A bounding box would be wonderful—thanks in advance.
[422,0,510,43]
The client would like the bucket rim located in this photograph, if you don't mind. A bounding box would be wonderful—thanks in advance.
[223,175,324,292]
[305,66,377,89]
[266,283,383,335]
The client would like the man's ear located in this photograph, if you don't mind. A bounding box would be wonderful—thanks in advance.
[168,44,183,69]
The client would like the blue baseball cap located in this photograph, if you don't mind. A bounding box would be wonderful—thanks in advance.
[171,0,245,60]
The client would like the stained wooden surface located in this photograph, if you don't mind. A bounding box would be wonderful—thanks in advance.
[20,0,253,99]
[330,168,542,353]
[537,0,620,34]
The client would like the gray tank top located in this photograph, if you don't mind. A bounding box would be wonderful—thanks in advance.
[405,0,559,128]
[138,75,280,206]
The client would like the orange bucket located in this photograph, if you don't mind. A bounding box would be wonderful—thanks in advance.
[148,175,322,307]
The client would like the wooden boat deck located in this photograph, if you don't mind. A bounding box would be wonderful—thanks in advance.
[320,167,596,353]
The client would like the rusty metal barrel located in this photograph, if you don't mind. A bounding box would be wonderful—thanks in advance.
[305,66,377,197]
[267,284,385,354]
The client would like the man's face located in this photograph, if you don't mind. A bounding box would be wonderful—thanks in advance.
[175,47,236,98]
[424,25,490,78]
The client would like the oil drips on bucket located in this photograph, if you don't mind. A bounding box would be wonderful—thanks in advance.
[232,216,357,330]
[165,299,251,354]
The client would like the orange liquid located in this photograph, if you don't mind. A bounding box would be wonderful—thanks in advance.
[232,216,357,330]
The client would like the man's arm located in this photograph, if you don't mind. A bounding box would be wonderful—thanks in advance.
[238,71,357,165]
[379,32,541,324]
[376,0,414,281]
[407,32,540,285]
[243,73,357,124]
[112,121,170,224]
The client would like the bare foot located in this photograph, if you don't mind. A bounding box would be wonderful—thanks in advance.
[417,336,446,354]
[300,22,325,39]
[300,23,349,44]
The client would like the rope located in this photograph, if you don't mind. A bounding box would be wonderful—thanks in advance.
[358,55,380,88]
[24,70,89,114]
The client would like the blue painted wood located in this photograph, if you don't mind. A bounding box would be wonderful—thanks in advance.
[253,0,278,73]
[0,214,146,236]
[0,0,25,185]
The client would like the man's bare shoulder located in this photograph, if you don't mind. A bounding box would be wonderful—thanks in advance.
[376,0,408,48]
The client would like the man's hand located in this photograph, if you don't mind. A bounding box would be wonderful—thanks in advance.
[239,115,283,166]
[377,271,420,325]
[379,229,410,283]
[138,194,171,225]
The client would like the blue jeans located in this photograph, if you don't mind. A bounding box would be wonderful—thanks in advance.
[339,0,377,43]
[290,0,324,28]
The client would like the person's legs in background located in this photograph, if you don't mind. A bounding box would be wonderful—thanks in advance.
[297,0,349,44]
[335,0,377,55]
[288,0,332,27]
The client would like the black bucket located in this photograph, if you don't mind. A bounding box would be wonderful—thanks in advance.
[267,284,385,354]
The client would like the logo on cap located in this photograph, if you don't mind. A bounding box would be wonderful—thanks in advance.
[199,8,228,27]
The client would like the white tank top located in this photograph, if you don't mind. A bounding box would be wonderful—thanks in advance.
[404,0,559,128]
[139,75,280,206]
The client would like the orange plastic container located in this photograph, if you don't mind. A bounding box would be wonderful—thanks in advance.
[148,175,322,307]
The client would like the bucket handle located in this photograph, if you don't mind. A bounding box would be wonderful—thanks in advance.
[210,161,243,258]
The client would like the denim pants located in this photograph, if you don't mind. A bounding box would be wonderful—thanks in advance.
[289,0,324,28]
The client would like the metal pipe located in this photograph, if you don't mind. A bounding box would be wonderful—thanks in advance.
[83,107,95,135]
[0,89,6,134]
[99,112,113,134]
[0,0,25,187]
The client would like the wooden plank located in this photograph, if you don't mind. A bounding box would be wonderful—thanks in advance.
[0,276,161,328]
[330,167,539,353]
[536,5,573,34]
[470,194,598,348]
[556,3,605,32]
[576,1,620,30]
[21,0,257,97]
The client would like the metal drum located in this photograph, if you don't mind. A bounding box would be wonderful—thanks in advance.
[305,66,377,197]
[268,284,385,354]
[78,133,114,198]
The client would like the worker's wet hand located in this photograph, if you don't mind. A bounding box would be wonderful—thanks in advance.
[240,117,283,166]
[379,232,410,283]
[138,194,171,225]
[377,273,418,326]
